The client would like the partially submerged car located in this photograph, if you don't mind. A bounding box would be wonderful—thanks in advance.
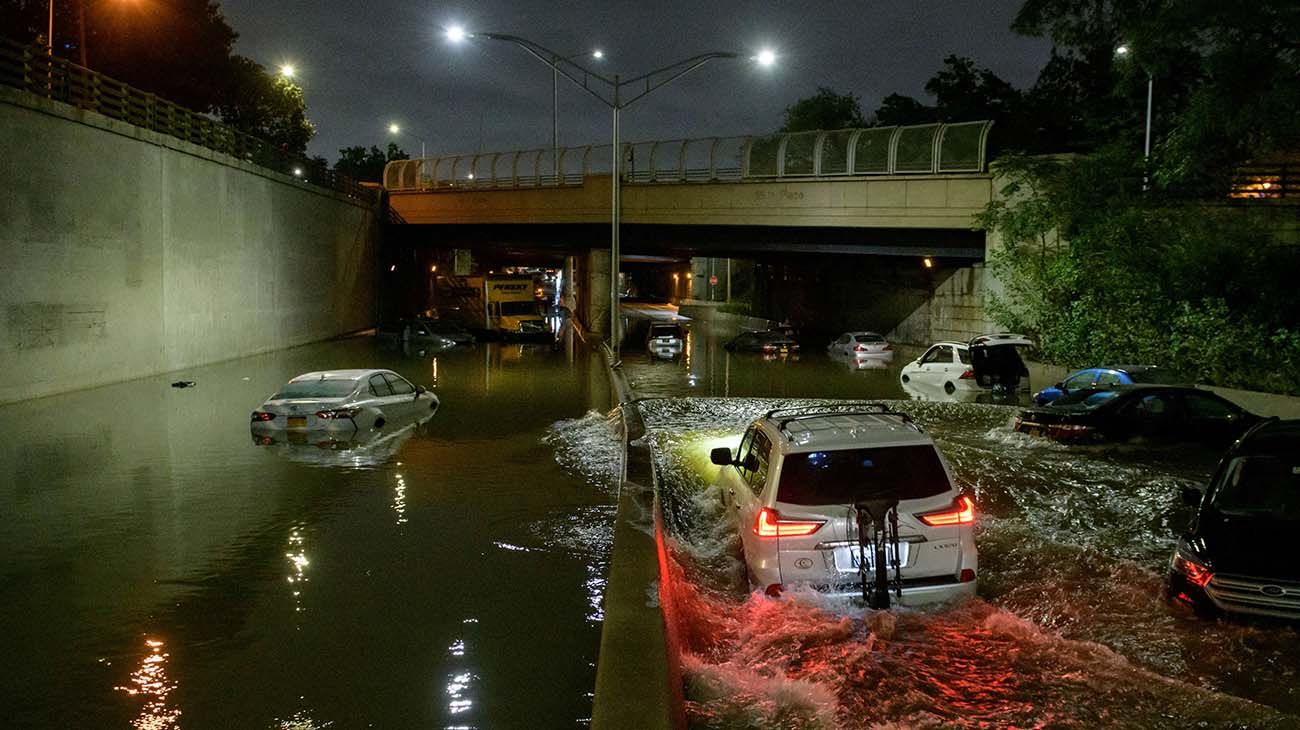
[646,323,685,358]
[251,369,439,434]
[416,317,476,345]
[827,331,894,361]
[1033,365,1179,405]
[1012,385,1258,446]
[899,333,1033,396]
[709,404,977,606]
[723,330,800,356]
[1170,419,1300,620]
[376,320,459,350]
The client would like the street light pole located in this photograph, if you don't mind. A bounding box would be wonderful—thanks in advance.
[1143,74,1153,162]
[450,29,761,364]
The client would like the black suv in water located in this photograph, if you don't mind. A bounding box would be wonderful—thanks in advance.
[1170,418,1300,619]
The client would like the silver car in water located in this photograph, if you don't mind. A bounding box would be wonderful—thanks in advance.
[251,369,439,434]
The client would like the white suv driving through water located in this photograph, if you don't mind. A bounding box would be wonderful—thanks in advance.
[709,404,977,606]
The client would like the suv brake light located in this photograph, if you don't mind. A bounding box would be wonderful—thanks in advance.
[754,507,824,538]
[958,369,975,380]
[917,495,976,526]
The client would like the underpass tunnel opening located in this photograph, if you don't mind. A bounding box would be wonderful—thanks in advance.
[618,256,693,304]
[683,252,979,347]
[378,245,571,337]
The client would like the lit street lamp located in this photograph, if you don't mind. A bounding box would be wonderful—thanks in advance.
[279,63,296,79]
[1115,44,1154,186]
[551,48,605,178]
[447,27,775,362]
[388,122,426,159]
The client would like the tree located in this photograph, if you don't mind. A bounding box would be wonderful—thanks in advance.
[780,87,866,132]
[217,56,315,156]
[872,93,936,125]
[1,0,241,113]
[334,143,408,182]
[1011,0,1300,192]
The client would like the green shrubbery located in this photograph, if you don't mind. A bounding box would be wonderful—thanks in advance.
[980,152,1300,395]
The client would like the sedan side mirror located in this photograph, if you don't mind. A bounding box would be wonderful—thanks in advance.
[416,385,427,393]
[1054,382,1064,389]
[710,447,733,466]
[1181,486,1203,507]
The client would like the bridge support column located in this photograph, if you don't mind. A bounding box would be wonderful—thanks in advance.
[562,255,578,314]
[583,249,611,336]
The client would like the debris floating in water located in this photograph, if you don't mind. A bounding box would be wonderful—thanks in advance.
[170,381,195,388]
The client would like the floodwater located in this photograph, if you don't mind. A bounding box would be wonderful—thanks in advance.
[0,330,615,729]
[605,308,1300,728]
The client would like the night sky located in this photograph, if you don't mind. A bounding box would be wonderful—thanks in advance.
[218,0,1052,162]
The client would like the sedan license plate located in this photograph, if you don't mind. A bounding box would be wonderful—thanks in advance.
[833,543,908,572]
[287,416,307,429]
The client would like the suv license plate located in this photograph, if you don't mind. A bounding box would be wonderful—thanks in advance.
[833,543,908,572]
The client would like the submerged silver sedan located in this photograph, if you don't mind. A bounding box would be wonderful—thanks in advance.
[251,369,439,434]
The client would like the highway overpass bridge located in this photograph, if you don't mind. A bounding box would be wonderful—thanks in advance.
[383,123,1002,340]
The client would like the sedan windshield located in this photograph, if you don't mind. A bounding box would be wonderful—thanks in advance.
[777,445,951,505]
[1213,456,1300,519]
[273,379,358,399]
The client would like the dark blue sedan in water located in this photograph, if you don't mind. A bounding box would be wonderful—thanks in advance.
[1033,365,1180,405]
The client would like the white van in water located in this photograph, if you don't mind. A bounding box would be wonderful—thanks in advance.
[710,404,977,606]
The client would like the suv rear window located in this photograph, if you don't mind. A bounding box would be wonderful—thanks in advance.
[776,445,951,506]
[1213,456,1300,519]
[650,325,682,338]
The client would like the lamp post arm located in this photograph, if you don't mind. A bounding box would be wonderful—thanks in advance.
[477,33,616,107]
[618,52,740,108]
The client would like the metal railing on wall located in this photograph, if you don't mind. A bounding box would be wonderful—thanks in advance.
[1229,164,1299,200]
[0,38,377,206]
[383,120,995,192]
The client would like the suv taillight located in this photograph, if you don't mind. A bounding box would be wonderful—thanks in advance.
[753,507,824,538]
[251,411,275,422]
[958,369,976,380]
[917,495,976,526]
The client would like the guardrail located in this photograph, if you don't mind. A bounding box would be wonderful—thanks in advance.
[0,38,376,206]
[383,121,995,192]
[1229,165,1299,200]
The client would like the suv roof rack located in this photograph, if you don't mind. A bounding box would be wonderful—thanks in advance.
[764,402,919,439]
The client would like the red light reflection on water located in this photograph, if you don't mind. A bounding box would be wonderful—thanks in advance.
[113,637,182,730]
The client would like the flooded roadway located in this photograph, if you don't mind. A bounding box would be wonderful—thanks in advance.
[610,306,1300,728]
[0,330,614,729]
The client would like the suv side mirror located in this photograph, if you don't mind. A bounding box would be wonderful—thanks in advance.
[1181,486,1203,507]
[709,447,733,466]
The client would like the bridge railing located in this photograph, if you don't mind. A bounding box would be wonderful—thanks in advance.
[383,121,995,192]
[0,38,377,206]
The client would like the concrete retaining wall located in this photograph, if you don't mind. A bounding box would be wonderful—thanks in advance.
[0,87,377,404]
[677,300,772,332]
[888,263,997,346]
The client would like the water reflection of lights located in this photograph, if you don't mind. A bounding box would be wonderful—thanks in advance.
[446,671,476,715]
[114,637,181,730]
[286,525,310,613]
[448,638,466,657]
[585,564,606,622]
[393,472,408,525]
